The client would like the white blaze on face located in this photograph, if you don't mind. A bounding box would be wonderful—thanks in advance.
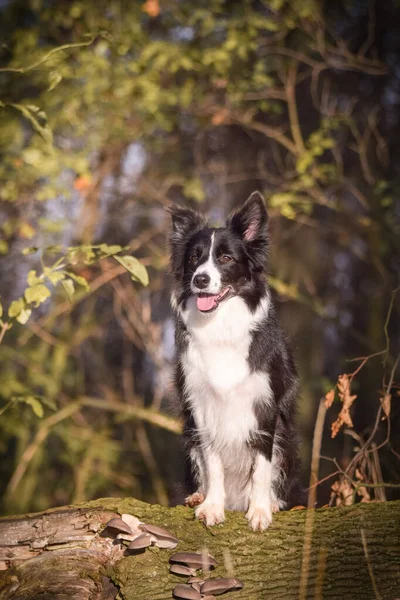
[191,232,221,294]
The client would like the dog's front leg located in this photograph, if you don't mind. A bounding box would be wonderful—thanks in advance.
[247,407,277,531]
[246,453,273,531]
[195,448,225,526]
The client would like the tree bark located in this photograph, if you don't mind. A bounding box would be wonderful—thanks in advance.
[0,498,399,600]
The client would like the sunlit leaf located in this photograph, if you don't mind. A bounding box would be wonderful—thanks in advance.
[62,279,75,300]
[47,271,65,285]
[8,298,25,318]
[16,308,32,324]
[99,243,123,256]
[10,103,53,145]
[22,246,39,255]
[19,396,44,418]
[114,255,149,286]
[66,272,89,290]
[25,284,51,307]
[68,247,96,265]
[48,71,62,92]
[19,222,36,239]
[27,270,41,286]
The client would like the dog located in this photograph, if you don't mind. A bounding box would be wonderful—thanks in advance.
[169,192,301,531]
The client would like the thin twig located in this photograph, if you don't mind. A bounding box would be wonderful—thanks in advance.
[360,528,382,600]
[298,398,327,600]
[80,396,181,434]
[4,401,82,501]
[0,321,10,345]
[135,423,169,506]
[313,546,328,600]
[0,38,96,73]
[383,287,400,367]
[286,62,306,154]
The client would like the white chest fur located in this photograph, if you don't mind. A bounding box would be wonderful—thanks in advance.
[180,295,272,454]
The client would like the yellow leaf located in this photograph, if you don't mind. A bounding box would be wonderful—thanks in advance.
[19,223,36,239]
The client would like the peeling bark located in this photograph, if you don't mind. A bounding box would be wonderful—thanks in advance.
[0,498,399,600]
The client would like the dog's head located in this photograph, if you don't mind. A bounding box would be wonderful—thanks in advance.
[169,192,269,313]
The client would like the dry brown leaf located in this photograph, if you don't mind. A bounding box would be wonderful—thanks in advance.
[357,485,371,502]
[330,477,354,506]
[331,374,357,438]
[354,468,371,502]
[324,388,335,409]
[142,0,160,17]
[380,393,391,420]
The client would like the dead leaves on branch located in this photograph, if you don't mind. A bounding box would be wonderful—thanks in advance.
[380,393,391,420]
[324,388,335,409]
[325,374,357,438]
[330,477,353,506]
[330,470,371,506]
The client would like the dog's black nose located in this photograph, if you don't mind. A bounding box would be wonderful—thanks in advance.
[193,273,210,289]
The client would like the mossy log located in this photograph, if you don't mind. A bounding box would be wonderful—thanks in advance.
[0,498,399,600]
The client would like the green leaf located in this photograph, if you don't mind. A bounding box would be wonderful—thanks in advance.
[43,245,63,255]
[296,152,313,174]
[47,71,62,92]
[61,279,75,300]
[16,308,32,324]
[184,178,205,203]
[10,103,53,145]
[114,255,149,286]
[27,270,41,286]
[25,284,51,307]
[68,247,96,265]
[66,272,89,290]
[22,247,39,255]
[8,298,25,318]
[47,271,65,285]
[21,396,44,418]
[99,243,123,256]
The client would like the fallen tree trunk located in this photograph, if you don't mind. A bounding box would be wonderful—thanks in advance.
[0,498,399,600]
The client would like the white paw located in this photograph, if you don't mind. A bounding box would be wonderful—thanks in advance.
[271,501,280,514]
[246,505,273,531]
[195,502,225,526]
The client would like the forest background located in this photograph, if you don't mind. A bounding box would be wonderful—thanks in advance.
[0,0,399,518]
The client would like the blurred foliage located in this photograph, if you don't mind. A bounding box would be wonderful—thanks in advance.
[0,0,399,515]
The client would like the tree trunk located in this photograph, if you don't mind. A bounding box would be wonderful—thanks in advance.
[0,498,399,600]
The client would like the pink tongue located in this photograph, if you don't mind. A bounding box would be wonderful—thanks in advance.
[197,295,218,312]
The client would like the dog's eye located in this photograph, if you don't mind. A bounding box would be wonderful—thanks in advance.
[219,255,234,264]
[190,254,199,265]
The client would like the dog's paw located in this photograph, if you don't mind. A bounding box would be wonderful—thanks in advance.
[271,501,280,514]
[195,502,225,526]
[246,505,273,531]
[185,491,205,508]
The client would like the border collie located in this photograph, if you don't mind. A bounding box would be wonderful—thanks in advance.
[169,192,301,531]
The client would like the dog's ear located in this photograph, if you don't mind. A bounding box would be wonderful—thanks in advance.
[167,205,206,241]
[227,191,268,242]
[167,205,207,278]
